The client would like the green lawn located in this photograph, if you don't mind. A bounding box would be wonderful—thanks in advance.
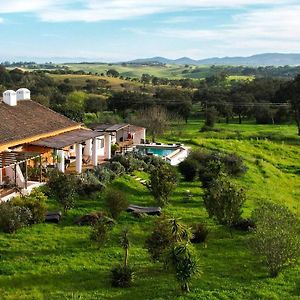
[61,64,252,80]
[0,120,299,299]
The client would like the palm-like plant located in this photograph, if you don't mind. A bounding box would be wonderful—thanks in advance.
[120,227,130,267]
[111,227,134,288]
[166,243,198,293]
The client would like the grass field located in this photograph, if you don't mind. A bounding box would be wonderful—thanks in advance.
[64,63,192,79]
[49,74,143,92]
[0,120,299,299]
[62,64,252,81]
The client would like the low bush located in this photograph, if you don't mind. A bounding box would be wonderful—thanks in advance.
[191,224,209,244]
[251,202,300,277]
[178,159,199,182]
[231,218,255,232]
[47,170,77,213]
[199,159,224,188]
[145,216,174,262]
[186,150,247,187]
[93,166,115,186]
[146,216,191,262]
[108,161,126,177]
[0,202,32,233]
[104,189,128,220]
[204,174,246,230]
[111,154,147,173]
[90,218,113,244]
[141,155,167,172]
[77,172,103,195]
[149,164,178,206]
[223,153,248,176]
[11,189,47,224]
[111,265,134,288]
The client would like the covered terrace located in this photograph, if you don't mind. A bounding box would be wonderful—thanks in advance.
[29,128,111,174]
[0,151,43,201]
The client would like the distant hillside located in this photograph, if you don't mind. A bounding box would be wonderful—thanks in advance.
[127,53,300,66]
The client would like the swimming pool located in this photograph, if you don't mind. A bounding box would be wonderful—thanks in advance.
[136,145,178,157]
[136,144,189,165]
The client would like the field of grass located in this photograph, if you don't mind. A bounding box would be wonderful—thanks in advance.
[0,120,299,299]
[62,64,252,81]
[49,74,142,92]
[63,63,190,79]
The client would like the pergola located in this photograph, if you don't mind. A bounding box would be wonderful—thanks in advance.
[0,151,42,189]
[29,128,108,173]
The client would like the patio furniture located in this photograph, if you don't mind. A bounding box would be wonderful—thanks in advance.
[45,211,62,223]
[126,204,161,216]
[75,212,115,226]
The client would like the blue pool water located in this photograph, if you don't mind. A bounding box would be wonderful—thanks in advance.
[137,147,176,157]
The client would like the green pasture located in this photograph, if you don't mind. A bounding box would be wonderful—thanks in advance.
[0,120,299,299]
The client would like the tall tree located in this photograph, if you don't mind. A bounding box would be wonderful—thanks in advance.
[133,106,169,142]
[251,202,300,277]
[276,75,300,135]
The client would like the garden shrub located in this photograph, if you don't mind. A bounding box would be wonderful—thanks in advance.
[90,218,113,244]
[111,265,134,288]
[145,216,174,262]
[77,172,103,195]
[146,216,198,292]
[251,202,300,277]
[204,174,246,230]
[149,164,178,206]
[104,189,128,220]
[231,218,255,232]
[11,189,47,224]
[199,159,224,188]
[111,154,147,173]
[223,153,248,176]
[111,228,134,288]
[108,161,126,177]
[165,243,198,293]
[146,216,191,262]
[191,224,209,244]
[178,159,200,182]
[0,202,32,233]
[47,170,77,212]
[141,155,167,172]
[186,150,247,187]
[93,166,115,186]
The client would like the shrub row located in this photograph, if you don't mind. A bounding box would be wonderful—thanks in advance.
[0,190,48,233]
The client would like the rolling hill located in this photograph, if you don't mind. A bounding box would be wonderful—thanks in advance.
[127,53,300,66]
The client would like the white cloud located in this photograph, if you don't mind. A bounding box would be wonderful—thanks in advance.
[151,5,300,56]
[0,0,296,22]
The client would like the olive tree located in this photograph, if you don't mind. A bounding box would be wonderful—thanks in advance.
[204,174,246,233]
[251,202,300,277]
[47,171,77,213]
[148,164,178,206]
[134,106,169,142]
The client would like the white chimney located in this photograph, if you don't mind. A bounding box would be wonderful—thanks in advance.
[3,90,17,106]
[16,88,30,101]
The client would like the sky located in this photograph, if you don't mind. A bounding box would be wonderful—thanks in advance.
[0,0,299,62]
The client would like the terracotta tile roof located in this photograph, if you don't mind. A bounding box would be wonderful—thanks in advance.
[0,100,80,147]
[30,128,105,149]
[90,123,129,132]
[90,123,145,132]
